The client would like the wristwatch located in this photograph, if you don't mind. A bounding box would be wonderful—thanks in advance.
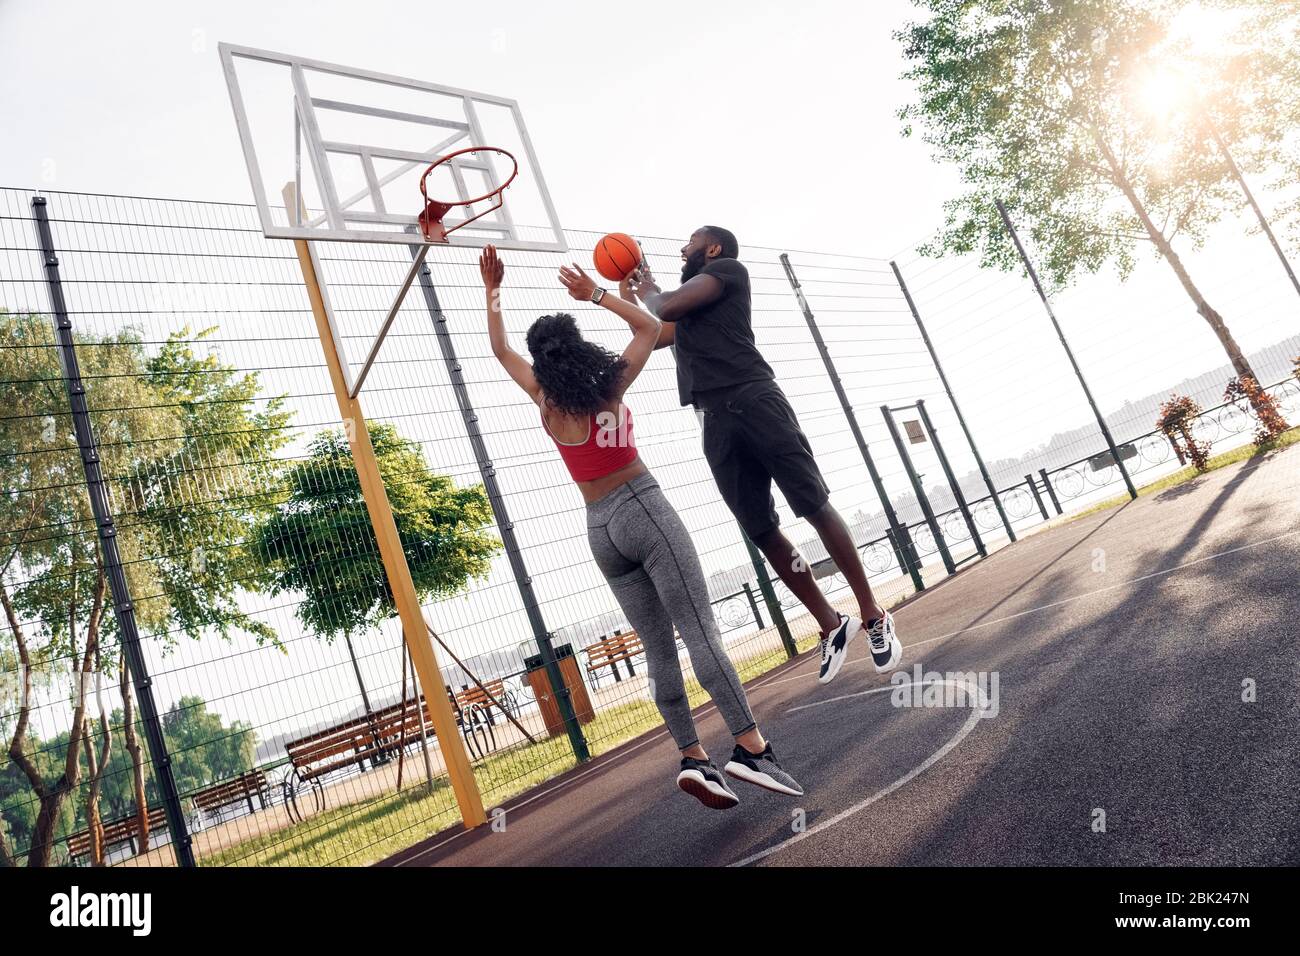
[590,286,606,305]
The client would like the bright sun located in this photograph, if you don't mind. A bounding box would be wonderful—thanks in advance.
[1136,3,1245,120]
[1138,67,1188,120]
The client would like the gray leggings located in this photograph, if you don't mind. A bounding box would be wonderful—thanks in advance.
[586,472,756,750]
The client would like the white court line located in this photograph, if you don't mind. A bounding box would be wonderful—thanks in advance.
[729,680,988,867]
[759,526,1300,690]
[396,653,817,864]
[402,528,1298,866]
[728,528,1300,866]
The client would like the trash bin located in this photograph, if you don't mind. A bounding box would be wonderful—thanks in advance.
[523,644,595,738]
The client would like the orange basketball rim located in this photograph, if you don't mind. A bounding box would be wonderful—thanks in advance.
[418,146,519,243]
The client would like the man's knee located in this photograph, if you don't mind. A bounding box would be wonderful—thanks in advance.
[749,523,786,552]
[804,498,839,528]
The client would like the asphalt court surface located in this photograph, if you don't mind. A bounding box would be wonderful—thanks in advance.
[385,444,1300,866]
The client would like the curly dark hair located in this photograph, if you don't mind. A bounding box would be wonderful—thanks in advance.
[525,313,627,417]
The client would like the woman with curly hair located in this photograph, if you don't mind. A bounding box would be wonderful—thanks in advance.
[479,244,803,810]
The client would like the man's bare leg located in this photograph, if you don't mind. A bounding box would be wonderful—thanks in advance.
[754,503,885,632]
[805,501,885,623]
[752,525,842,636]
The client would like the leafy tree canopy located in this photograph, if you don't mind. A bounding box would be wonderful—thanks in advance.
[252,423,500,640]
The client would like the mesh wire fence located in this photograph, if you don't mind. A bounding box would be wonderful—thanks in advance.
[2,187,1297,867]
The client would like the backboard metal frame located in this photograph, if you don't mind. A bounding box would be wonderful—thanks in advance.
[219,42,567,253]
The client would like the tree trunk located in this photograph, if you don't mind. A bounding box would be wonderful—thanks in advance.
[23,613,92,868]
[0,496,46,868]
[21,569,100,866]
[119,652,149,853]
[345,631,374,713]
[1095,134,1262,384]
[82,644,112,866]
[81,731,105,865]
[0,580,34,868]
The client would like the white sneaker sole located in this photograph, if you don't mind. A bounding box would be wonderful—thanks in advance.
[723,760,804,797]
[677,769,739,809]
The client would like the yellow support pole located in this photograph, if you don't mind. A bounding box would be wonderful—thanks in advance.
[282,185,486,829]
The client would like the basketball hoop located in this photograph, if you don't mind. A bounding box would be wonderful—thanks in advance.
[418,146,518,243]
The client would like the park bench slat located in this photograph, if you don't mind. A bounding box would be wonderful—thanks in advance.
[192,769,269,814]
[66,805,169,862]
[285,701,434,782]
[583,632,645,674]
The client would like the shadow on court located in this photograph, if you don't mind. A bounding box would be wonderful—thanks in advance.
[381,445,1300,867]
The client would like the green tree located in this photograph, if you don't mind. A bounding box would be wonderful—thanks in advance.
[0,731,78,866]
[896,0,1293,403]
[160,696,258,801]
[252,423,500,711]
[0,313,290,865]
[2,696,256,865]
[111,326,290,852]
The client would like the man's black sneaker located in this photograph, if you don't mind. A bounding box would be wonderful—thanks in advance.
[724,742,805,796]
[818,613,862,685]
[865,610,902,673]
[677,757,740,809]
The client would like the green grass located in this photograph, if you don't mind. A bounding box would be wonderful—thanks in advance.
[201,630,823,868]
[1067,426,1300,523]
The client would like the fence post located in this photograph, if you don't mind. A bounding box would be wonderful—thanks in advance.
[1025,475,1050,521]
[883,527,919,587]
[743,534,797,658]
[31,195,197,867]
[995,201,1138,500]
[891,261,1017,543]
[410,248,589,764]
[742,583,765,630]
[1038,468,1064,515]
[917,399,986,557]
[780,254,924,592]
[882,405,958,575]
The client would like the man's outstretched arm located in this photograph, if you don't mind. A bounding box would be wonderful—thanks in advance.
[631,266,725,325]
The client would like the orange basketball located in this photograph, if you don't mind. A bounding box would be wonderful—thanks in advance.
[593,232,641,282]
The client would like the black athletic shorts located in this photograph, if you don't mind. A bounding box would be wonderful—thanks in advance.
[695,379,830,541]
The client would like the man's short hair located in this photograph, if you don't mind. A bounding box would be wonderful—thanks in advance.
[701,225,739,259]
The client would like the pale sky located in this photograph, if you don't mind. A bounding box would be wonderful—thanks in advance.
[0,0,953,256]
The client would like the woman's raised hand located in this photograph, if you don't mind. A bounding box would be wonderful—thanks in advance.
[479,244,505,290]
[558,262,597,302]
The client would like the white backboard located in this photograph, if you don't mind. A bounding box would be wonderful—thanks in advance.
[218,42,567,252]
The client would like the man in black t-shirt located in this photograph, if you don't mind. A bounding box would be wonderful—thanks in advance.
[626,226,902,685]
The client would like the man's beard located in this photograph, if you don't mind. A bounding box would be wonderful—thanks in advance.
[681,250,707,282]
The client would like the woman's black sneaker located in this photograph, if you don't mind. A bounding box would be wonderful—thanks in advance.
[677,757,741,809]
[724,742,805,796]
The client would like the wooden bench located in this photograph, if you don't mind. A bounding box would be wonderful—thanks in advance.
[453,678,507,724]
[191,769,270,823]
[583,631,645,685]
[66,805,169,865]
[281,691,496,822]
[282,703,428,821]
